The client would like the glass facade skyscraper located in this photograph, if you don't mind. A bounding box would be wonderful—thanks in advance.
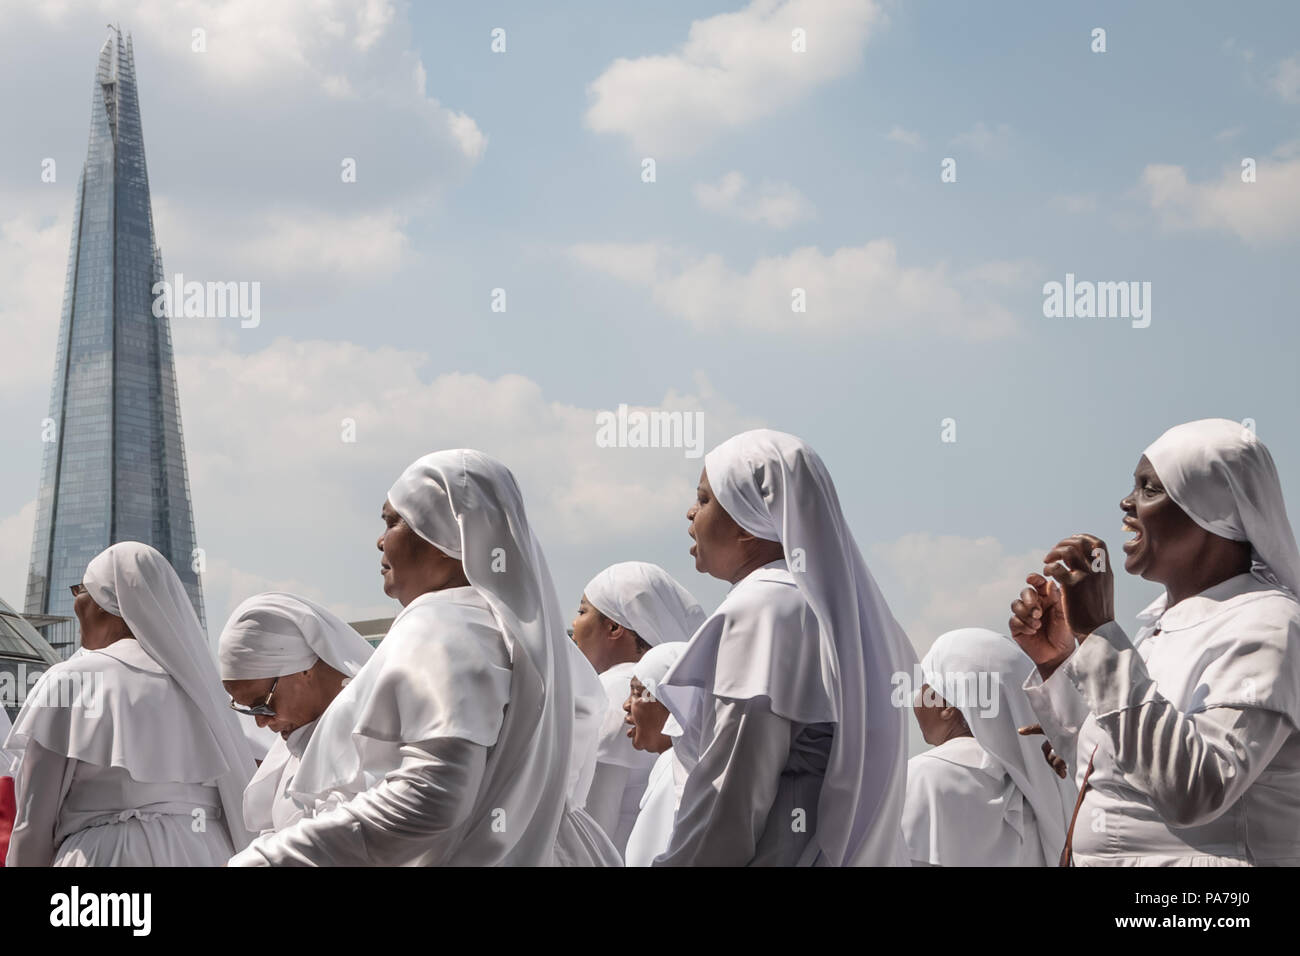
[24,28,205,656]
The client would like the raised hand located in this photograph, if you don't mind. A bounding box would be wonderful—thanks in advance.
[1009,571,1074,678]
[1042,533,1116,639]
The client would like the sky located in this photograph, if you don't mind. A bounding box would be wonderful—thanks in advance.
[1,0,1299,720]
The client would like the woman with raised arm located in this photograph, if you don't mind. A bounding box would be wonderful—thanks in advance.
[5,542,256,866]
[1010,419,1300,865]
[654,429,917,866]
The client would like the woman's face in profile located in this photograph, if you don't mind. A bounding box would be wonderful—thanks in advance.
[623,676,672,753]
[687,468,745,581]
[1120,455,1207,584]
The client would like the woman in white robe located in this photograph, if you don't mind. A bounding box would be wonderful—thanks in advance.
[218,592,375,836]
[623,642,689,867]
[1010,419,1300,865]
[655,429,918,866]
[577,562,706,854]
[903,628,1076,866]
[229,449,618,866]
[4,542,256,866]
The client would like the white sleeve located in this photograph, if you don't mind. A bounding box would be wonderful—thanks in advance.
[5,740,77,867]
[1022,652,1091,778]
[652,696,791,867]
[227,737,487,867]
[1065,620,1295,827]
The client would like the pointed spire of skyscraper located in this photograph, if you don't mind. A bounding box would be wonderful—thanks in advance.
[25,29,206,656]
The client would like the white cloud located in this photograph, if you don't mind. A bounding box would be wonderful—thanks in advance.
[1049,194,1097,215]
[885,125,922,148]
[568,239,1018,339]
[0,1,484,300]
[950,121,1012,155]
[0,215,72,397]
[171,338,759,631]
[1139,150,1300,242]
[693,171,815,228]
[0,500,36,608]
[869,533,1042,658]
[585,0,883,156]
[1215,126,1243,143]
[1273,54,1300,103]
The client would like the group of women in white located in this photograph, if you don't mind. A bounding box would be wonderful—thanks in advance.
[2,418,1298,866]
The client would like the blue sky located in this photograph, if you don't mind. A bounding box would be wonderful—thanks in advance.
[1,0,1298,698]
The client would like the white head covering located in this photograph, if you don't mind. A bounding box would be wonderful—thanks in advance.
[218,592,374,681]
[632,642,688,702]
[584,563,707,648]
[291,450,583,864]
[1144,419,1300,598]
[919,628,1076,864]
[10,542,257,849]
[663,429,918,866]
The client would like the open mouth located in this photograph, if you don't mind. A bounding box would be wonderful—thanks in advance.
[1122,519,1143,552]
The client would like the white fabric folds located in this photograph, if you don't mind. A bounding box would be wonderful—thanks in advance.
[287,449,587,864]
[6,542,257,851]
[1144,418,1300,597]
[914,628,1076,864]
[584,562,707,648]
[218,592,376,835]
[659,429,918,866]
[632,642,688,702]
[218,591,374,682]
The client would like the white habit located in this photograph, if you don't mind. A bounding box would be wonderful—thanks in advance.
[5,543,256,866]
[655,430,918,866]
[1028,420,1300,865]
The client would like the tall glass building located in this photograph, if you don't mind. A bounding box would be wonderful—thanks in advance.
[24,28,205,656]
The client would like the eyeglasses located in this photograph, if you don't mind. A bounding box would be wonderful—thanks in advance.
[230,676,280,717]
[69,583,86,598]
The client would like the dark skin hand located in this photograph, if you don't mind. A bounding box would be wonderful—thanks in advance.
[1009,534,1115,680]
[1007,454,1252,776]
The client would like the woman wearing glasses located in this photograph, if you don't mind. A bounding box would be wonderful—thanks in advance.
[4,542,256,866]
[219,592,375,837]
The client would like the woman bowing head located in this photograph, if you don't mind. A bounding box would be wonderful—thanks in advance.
[654,429,918,867]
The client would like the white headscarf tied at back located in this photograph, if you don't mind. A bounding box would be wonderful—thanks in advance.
[219,592,374,682]
[1144,419,1300,599]
[669,429,918,866]
[584,562,707,648]
[633,642,689,702]
[76,542,256,848]
[920,628,1075,864]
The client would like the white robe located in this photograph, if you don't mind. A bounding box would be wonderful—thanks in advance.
[903,737,1046,867]
[242,722,316,837]
[5,641,237,866]
[656,564,833,866]
[583,661,656,854]
[624,747,687,867]
[1028,572,1300,865]
[230,587,617,866]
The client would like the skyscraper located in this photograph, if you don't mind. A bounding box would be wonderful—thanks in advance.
[24,27,205,655]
